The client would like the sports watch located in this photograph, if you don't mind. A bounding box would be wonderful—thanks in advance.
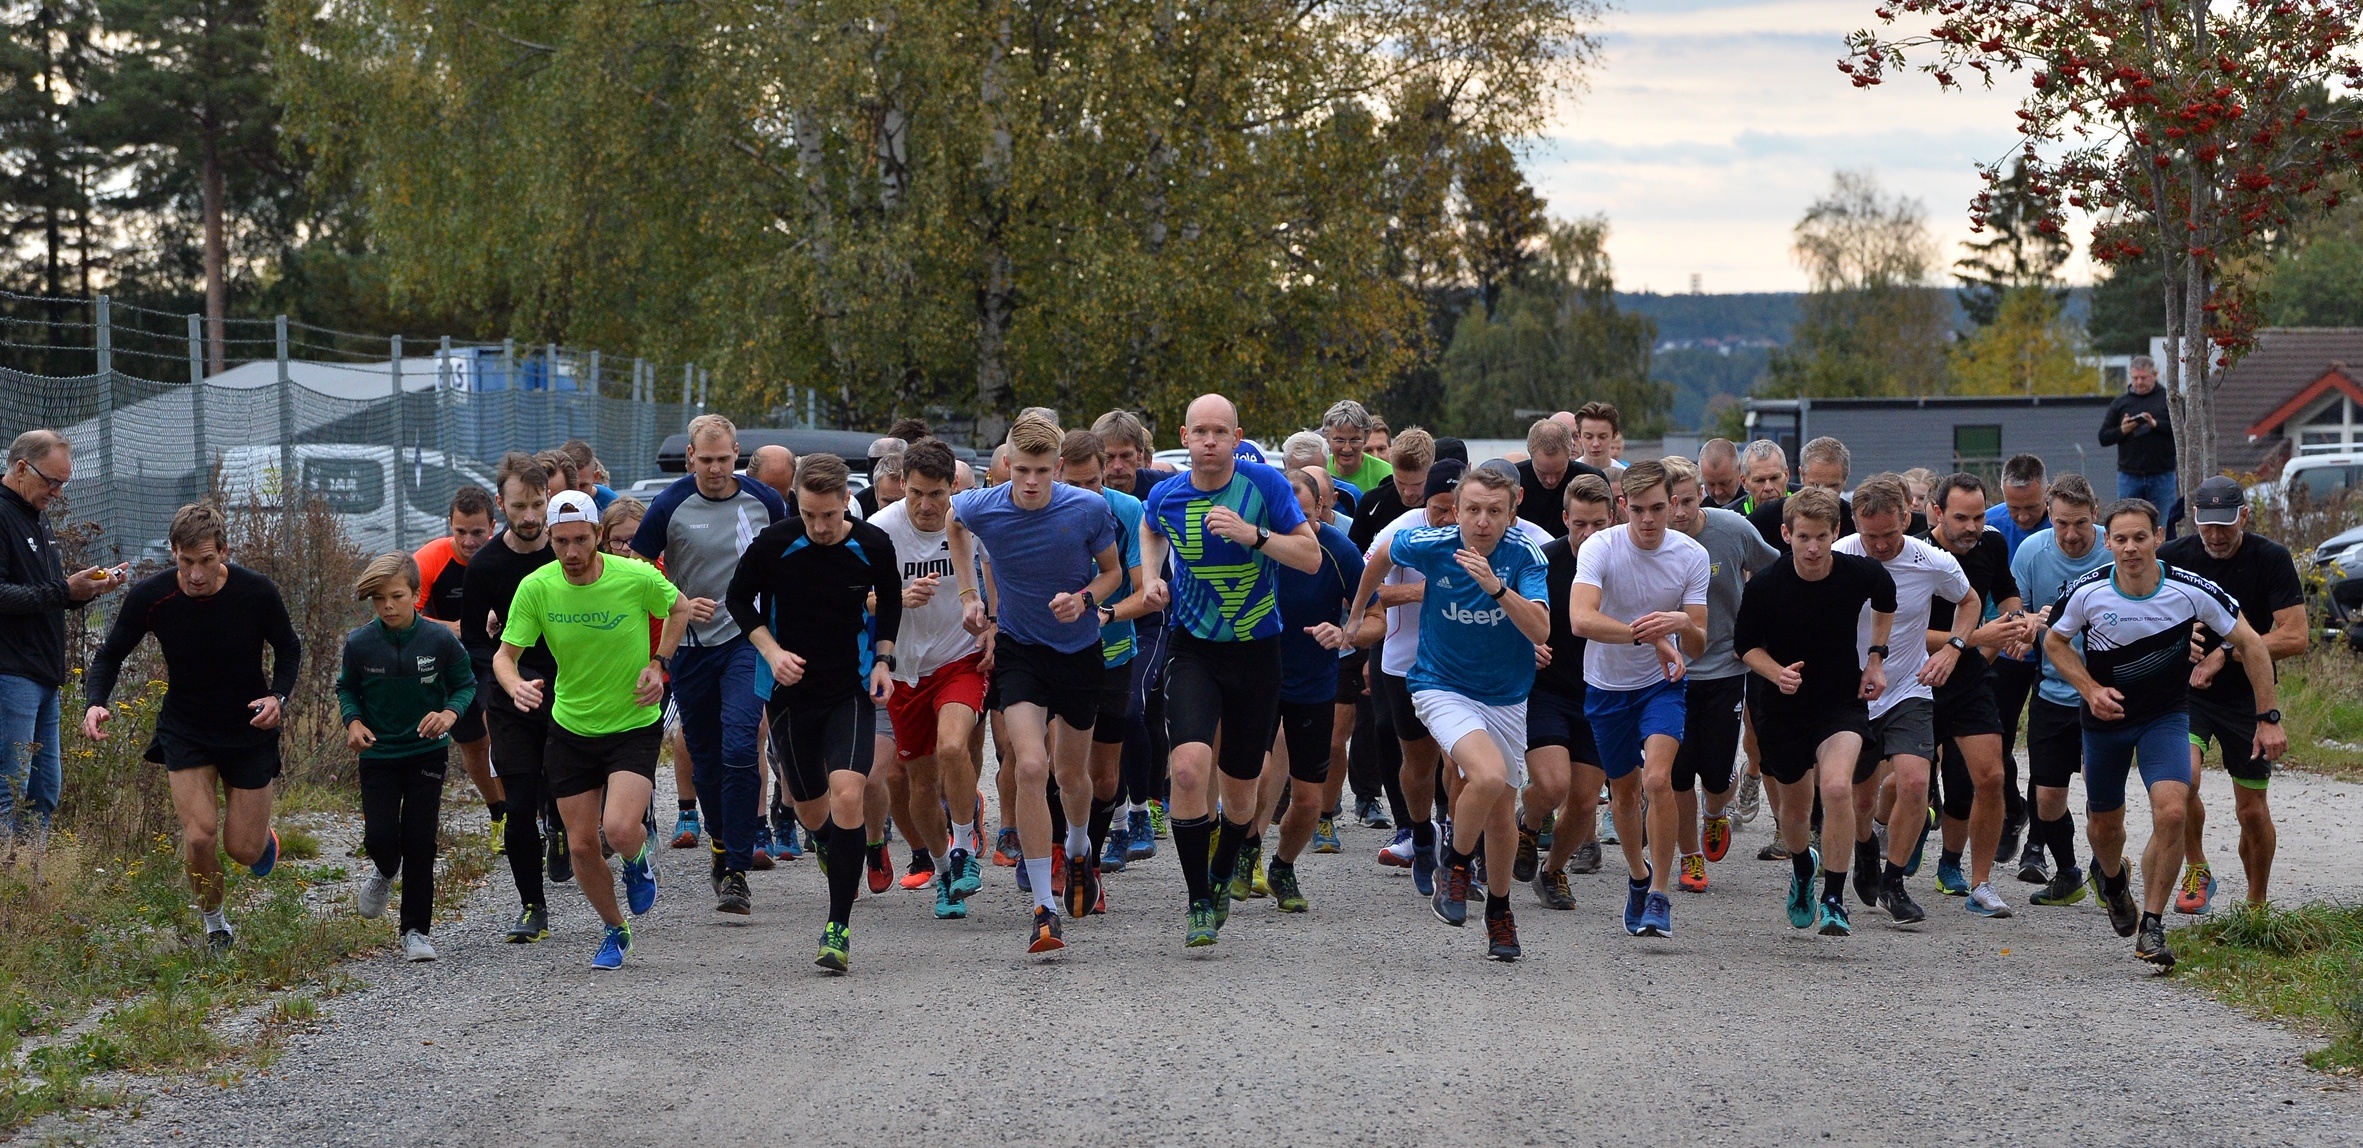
[2256,709,2283,724]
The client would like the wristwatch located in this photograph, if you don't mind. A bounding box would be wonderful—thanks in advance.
[878,653,897,673]
[1251,526,1272,551]
[1098,605,1116,626]
[1867,644,1890,659]
[1487,583,1509,601]
[1081,589,1097,609]
[650,653,669,672]
[1946,636,1968,654]
[2256,708,2283,724]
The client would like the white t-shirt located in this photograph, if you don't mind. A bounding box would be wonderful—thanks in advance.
[1373,508,1549,677]
[1834,533,1972,719]
[869,500,982,682]
[1574,524,1711,692]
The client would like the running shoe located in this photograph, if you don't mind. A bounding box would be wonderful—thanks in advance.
[1379,827,1416,867]
[1269,859,1308,913]
[901,852,936,890]
[590,923,631,970]
[1995,813,2024,868]
[993,827,1020,867]
[1363,800,1392,830]
[1637,892,1673,938]
[2135,916,2175,969]
[1786,850,1819,929]
[1014,850,1032,893]
[777,821,804,860]
[489,810,508,855]
[621,844,658,916]
[1879,871,1926,924]
[1486,909,1522,961]
[1905,806,1935,877]
[1570,839,1603,875]
[1148,799,1171,839]
[250,828,280,878]
[205,922,235,954]
[1514,825,1540,882]
[2030,866,2087,906]
[867,842,893,896]
[358,870,392,919]
[947,847,984,902]
[1250,844,1270,897]
[1756,837,1791,862]
[1411,841,1437,897]
[670,808,701,849]
[1101,822,1131,873]
[1229,840,1260,901]
[2174,863,2217,916]
[813,829,833,876]
[752,823,776,864]
[1735,772,1762,824]
[1815,897,1852,937]
[1966,882,2013,918]
[2017,843,2052,886]
[504,904,549,943]
[1598,806,1618,845]
[1703,815,1732,864]
[1051,845,1068,896]
[1678,854,1708,894]
[1065,852,1096,920]
[716,871,751,915]
[1432,862,1471,927]
[1935,856,1970,897]
[2092,866,2141,937]
[1532,868,1576,911]
[401,930,438,963]
[1312,817,1341,854]
[1127,810,1156,859]
[1186,900,1218,947]
[815,921,851,973]
[1212,879,1233,930]
[934,864,967,920]
[1852,838,1882,907]
[1027,907,1064,954]
[1622,873,1650,936]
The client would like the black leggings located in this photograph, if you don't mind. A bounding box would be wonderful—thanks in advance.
[486,702,549,910]
[1163,632,1284,781]
[360,749,449,935]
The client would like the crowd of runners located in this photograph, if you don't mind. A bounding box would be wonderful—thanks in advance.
[37,390,2308,973]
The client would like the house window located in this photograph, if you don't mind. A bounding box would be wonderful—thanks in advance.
[2298,395,2363,454]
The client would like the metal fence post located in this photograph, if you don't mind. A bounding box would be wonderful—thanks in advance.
[697,367,709,416]
[277,315,295,532]
[187,313,208,480]
[390,334,404,552]
[94,294,114,545]
[437,335,452,461]
[681,363,693,415]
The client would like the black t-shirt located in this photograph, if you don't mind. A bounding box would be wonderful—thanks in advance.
[2157,532,2304,712]
[726,518,903,707]
[1734,552,1896,734]
[1515,458,1608,539]
[1534,537,1589,700]
[1350,477,1413,556]
[1746,494,1855,554]
[461,532,559,699]
[85,565,302,746]
[1928,528,2019,694]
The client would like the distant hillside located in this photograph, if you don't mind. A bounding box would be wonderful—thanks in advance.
[1617,287,2090,351]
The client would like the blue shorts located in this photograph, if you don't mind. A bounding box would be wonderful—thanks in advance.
[2081,711,2193,813]
[1583,679,1687,782]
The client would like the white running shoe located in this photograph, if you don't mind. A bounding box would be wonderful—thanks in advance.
[1598,806,1619,845]
[1735,772,1762,825]
[358,871,393,920]
[1380,835,1416,864]
[1966,882,2013,919]
[401,930,439,962]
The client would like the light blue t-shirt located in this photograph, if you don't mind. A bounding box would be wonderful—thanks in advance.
[1395,525,1550,707]
[952,484,1120,655]
[2010,527,2113,706]
[1144,461,1309,642]
[1099,487,1145,668]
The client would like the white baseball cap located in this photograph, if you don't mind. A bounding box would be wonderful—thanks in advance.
[548,489,600,527]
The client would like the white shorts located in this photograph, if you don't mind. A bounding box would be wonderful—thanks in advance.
[1411,690,1529,789]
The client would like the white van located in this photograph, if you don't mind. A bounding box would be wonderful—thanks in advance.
[197,445,502,557]
[2256,450,2363,510]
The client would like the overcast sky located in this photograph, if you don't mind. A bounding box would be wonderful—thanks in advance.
[1528,0,2095,294]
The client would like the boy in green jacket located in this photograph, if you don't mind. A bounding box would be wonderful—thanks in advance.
[338,553,477,962]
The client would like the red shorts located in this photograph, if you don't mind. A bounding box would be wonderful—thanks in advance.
[887,651,989,761]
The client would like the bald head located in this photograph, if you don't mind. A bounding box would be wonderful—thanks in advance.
[749,445,796,498]
[1180,393,1243,475]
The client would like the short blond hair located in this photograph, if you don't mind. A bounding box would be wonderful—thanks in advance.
[686,413,738,448]
[1657,455,1700,490]
[1007,413,1062,458]
[1784,487,1844,530]
[1391,427,1436,471]
[355,552,420,600]
[1852,473,1912,520]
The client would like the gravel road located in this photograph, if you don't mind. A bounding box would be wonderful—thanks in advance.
[30,761,2363,1146]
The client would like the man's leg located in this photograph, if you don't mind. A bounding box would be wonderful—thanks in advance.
[456,735,501,811]
[2140,780,2190,916]
[219,778,275,868]
[1882,755,1932,870]
[2232,784,2276,904]
[673,645,738,871]
[1445,729,1512,867]
[2183,744,2213,874]
[170,768,227,911]
[1956,734,2006,888]
[1641,734,1681,895]
[1608,771,1646,879]
[1815,741,1859,900]
[716,641,768,875]
[936,703,981,851]
[1324,699,1357,819]
[397,753,449,936]
[560,788,623,927]
[1000,704,1058,906]
[1546,760,1604,874]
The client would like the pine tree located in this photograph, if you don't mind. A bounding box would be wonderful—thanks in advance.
[1953,158,2070,328]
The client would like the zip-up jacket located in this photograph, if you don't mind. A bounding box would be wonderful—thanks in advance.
[336,615,477,761]
[0,485,87,687]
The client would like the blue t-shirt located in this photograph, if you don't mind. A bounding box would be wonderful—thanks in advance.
[1275,523,1366,704]
[2010,527,2113,706]
[951,484,1120,655]
[1986,502,2048,661]
[1144,461,1309,642]
[1395,526,1550,706]
[1099,487,1145,668]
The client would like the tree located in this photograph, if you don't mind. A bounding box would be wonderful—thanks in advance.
[2267,182,2363,326]
[1440,218,1660,437]
[1764,170,1952,398]
[0,0,110,373]
[1948,285,2093,394]
[1847,0,2363,509]
[1955,157,2071,327]
[1459,137,1549,314]
[2086,255,2165,355]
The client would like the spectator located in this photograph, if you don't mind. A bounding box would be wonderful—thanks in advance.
[2099,354,2177,508]
[1,430,127,834]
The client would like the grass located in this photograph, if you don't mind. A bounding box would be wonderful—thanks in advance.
[2173,902,2363,1073]
[2274,646,2363,783]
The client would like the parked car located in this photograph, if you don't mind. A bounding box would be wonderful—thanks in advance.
[163,444,501,559]
[2253,450,2363,510]
[2303,521,2363,650]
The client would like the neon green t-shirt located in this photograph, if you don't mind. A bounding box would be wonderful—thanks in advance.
[502,555,676,737]
[1330,452,1393,496]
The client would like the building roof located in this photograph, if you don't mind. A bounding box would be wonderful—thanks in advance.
[2216,328,2363,469]
[2243,364,2363,439]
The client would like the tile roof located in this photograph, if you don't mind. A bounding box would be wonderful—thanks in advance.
[2213,328,2363,471]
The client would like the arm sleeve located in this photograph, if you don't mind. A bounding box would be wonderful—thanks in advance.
[2048,585,2087,637]
[263,583,303,698]
[1744,526,1780,573]
[1514,547,1549,600]
[1140,485,1170,540]
[1989,538,2022,604]
[438,629,477,714]
[868,530,903,645]
[335,633,364,725]
[2192,581,2241,637]
[2265,552,2305,613]
[1935,551,1972,604]
[2098,395,2127,446]
[83,583,151,707]
[1084,499,1119,557]
[724,532,771,639]
[412,539,453,619]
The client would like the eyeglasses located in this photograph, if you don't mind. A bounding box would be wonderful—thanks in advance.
[18,460,66,491]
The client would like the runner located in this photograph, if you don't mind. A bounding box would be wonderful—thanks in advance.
[1986,453,2051,879]
[1256,467,1371,913]
[2156,476,2307,912]
[1528,474,1616,906]
[493,490,691,970]
[1324,400,1392,500]
[1732,438,1792,835]
[1056,430,1148,909]
[600,498,701,851]
[1513,417,1605,539]
[2043,497,2285,968]
[1833,474,1974,926]
[1364,442,1456,886]
[1923,473,2038,917]
[1568,459,1710,938]
[84,503,301,953]
[726,453,902,972]
[338,553,477,962]
[1661,456,1778,895]
[2010,476,2112,908]
[463,454,564,938]
[1092,409,1177,859]
[1139,394,1324,948]
[631,414,787,915]
[410,485,507,850]
[1697,438,1743,507]
[1734,487,1896,937]
[948,414,1126,954]
[1573,402,1625,482]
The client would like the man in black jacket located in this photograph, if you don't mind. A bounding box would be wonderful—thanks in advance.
[2101,354,2177,509]
[0,430,127,835]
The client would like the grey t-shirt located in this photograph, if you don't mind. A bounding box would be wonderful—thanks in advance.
[630,475,788,648]
[1687,506,1781,679]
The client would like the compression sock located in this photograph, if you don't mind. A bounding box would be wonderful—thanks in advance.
[1174,815,1214,903]
[1087,797,1117,861]
[1791,849,1817,885]
[1024,857,1057,912]
[1210,817,1254,893]
[1822,867,1847,905]
[826,823,864,926]
[1939,848,1963,873]
[2099,860,2131,896]
[2043,814,2078,871]
[1882,860,1907,885]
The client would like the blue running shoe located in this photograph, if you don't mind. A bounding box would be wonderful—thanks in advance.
[947,848,984,901]
[1311,817,1342,854]
[1816,897,1852,937]
[1905,806,1935,877]
[622,842,658,916]
[1431,863,1471,927]
[591,923,632,970]
[1101,823,1131,873]
[250,828,280,878]
[1787,849,1820,929]
[753,823,776,863]
[1015,851,1033,893]
[1935,856,1970,897]
[1411,841,1437,896]
[1126,810,1156,860]
[1624,874,1651,936]
[780,822,805,860]
[934,864,968,919]
[1638,891,1673,938]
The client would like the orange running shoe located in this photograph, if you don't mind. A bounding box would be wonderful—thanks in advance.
[991,827,1020,867]
[1678,853,1709,893]
[1703,816,1732,863]
[1027,906,1065,954]
[1051,845,1069,896]
[866,842,892,895]
[898,852,936,890]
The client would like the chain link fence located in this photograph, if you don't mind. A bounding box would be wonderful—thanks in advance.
[0,290,823,559]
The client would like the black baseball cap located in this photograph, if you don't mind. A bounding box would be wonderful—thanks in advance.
[2191,475,2246,525]
[1423,459,1467,500]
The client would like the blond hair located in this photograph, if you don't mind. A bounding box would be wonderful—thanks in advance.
[1007,413,1062,458]
[686,413,738,447]
[355,552,421,600]
[1391,427,1436,471]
